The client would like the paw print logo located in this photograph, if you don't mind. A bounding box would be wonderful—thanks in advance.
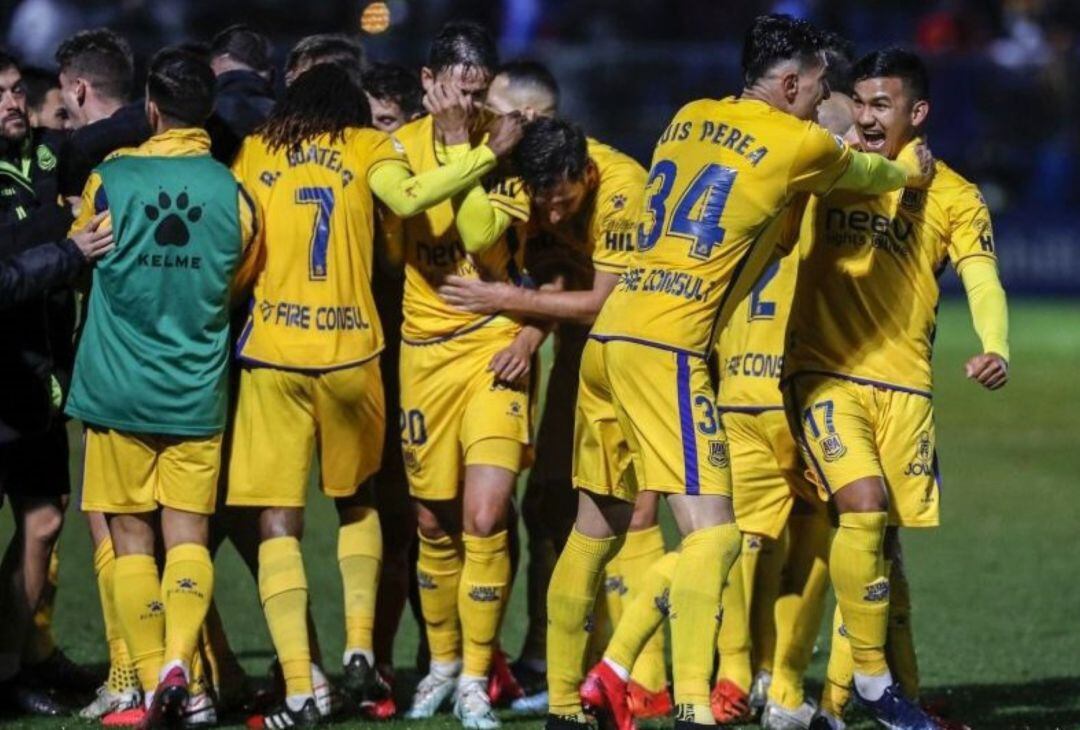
[178,578,196,590]
[145,190,202,247]
[611,194,627,210]
[147,600,164,614]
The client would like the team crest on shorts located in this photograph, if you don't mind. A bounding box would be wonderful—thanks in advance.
[507,401,523,418]
[819,433,847,462]
[864,580,890,603]
[403,447,421,475]
[708,439,729,468]
[905,431,934,477]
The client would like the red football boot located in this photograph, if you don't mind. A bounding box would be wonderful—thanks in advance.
[710,679,752,725]
[580,661,635,730]
[138,666,188,730]
[102,707,148,727]
[627,680,673,719]
[360,666,398,720]
[487,649,525,706]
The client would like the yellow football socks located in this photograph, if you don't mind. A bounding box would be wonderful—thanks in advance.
[821,604,853,717]
[547,528,623,716]
[716,553,752,692]
[258,537,313,698]
[620,525,668,692]
[672,523,741,708]
[769,512,831,710]
[417,532,464,665]
[830,512,890,678]
[460,531,510,678]
[162,543,214,671]
[94,538,138,692]
[604,549,677,676]
[25,547,60,664]
[113,553,165,693]
[749,533,787,675]
[886,559,920,699]
[339,510,382,661]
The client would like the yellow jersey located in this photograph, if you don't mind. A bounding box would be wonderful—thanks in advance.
[784,160,997,395]
[232,128,405,370]
[715,198,806,410]
[591,96,853,356]
[390,115,524,342]
[518,138,645,291]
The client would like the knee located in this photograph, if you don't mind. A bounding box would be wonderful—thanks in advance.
[259,508,303,541]
[25,506,64,547]
[415,504,447,541]
[464,501,507,538]
[834,478,889,514]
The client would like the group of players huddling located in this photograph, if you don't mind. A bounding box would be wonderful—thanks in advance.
[0,10,1009,730]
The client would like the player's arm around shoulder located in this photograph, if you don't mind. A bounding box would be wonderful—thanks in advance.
[946,174,1010,390]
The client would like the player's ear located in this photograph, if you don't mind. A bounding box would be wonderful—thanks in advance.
[420,67,435,92]
[585,159,599,188]
[145,97,160,131]
[782,70,800,104]
[910,99,929,128]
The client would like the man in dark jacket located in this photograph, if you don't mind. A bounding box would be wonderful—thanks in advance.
[0,215,112,309]
[0,48,88,717]
[206,24,276,163]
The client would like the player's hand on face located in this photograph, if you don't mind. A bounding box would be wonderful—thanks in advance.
[965,352,1008,390]
[438,275,505,314]
[426,81,471,146]
[70,211,115,262]
[488,337,532,385]
[485,111,524,158]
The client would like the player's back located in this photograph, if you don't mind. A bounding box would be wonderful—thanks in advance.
[234,127,395,370]
[593,96,850,356]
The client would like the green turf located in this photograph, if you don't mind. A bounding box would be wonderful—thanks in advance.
[2,299,1078,729]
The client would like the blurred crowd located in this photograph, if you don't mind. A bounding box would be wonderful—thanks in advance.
[2,0,1077,213]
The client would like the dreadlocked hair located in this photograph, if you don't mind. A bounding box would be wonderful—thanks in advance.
[257,63,371,152]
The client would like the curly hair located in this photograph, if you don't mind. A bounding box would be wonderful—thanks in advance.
[257,63,370,152]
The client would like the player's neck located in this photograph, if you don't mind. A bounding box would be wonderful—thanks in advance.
[83,96,124,125]
[740,85,788,114]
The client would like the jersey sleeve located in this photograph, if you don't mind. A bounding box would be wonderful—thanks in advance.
[788,124,852,194]
[362,130,410,178]
[589,181,642,273]
[488,176,530,222]
[68,171,106,235]
[946,183,997,266]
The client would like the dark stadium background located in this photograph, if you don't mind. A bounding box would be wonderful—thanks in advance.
[1,1,1078,728]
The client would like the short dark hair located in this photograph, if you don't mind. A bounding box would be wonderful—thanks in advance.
[821,31,856,96]
[741,14,825,86]
[514,117,588,193]
[286,33,365,77]
[427,21,498,75]
[0,50,19,74]
[853,47,930,102]
[55,29,134,102]
[258,63,370,152]
[210,24,272,73]
[19,66,59,111]
[146,48,215,126]
[362,63,424,117]
[497,59,559,106]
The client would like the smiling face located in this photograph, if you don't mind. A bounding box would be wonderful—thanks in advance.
[0,65,28,142]
[853,76,928,159]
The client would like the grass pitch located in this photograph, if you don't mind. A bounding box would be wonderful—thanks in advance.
[2,299,1078,729]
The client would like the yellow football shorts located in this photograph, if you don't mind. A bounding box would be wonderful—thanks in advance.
[81,426,222,515]
[723,408,817,539]
[227,358,385,508]
[783,372,939,528]
[399,325,531,501]
[573,338,732,502]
